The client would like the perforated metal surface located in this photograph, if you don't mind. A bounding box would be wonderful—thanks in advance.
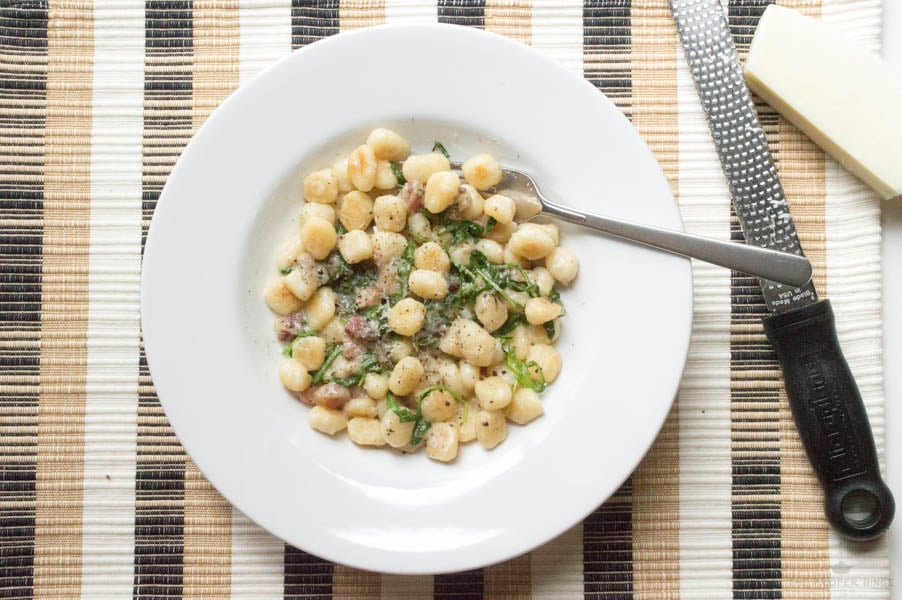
[670,0,817,312]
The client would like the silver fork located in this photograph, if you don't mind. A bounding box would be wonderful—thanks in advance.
[451,162,812,288]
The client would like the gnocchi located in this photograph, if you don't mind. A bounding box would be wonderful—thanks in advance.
[266,129,578,462]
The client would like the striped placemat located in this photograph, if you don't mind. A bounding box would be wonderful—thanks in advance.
[0,0,890,597]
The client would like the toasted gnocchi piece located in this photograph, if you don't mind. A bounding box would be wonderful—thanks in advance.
[483,220,517,244]
[483,194,516,224]
[546,246,579,285]
[402,153,450,183]
[424,171,461,213]
[348,144,377,192]
[338,190,374,231]
[331,158,352,193]
[525,297,562,325]
[439,319,496,367]
[420,388,457,422]
[381,410,416,448]
[458,361,479,392]
[389,356,424,396]
[527,344,562,383]
[373,195,407,232]
[407,212,432,242]
[279,358,312,392]
[291,336,326,371]
[305,288,336,331]
[372,230,408,265]
[475,376,512,410]
[457,184,485,220]
[476,409,507,449]
[426,422,459,462]
[507,388,544,425]
[474,238,504,264]
[507,222,555,260]
[338,229,374,264]
[275,236,305,270]
[530,266,555,296]
[462,153,502,190]
[366,128,410,161]
[474,291,508,333]
[509,325,531,361]
[408,269,448,300]
[344,396,378,419]
[308,406,347,435]
[299,201,336,226]
[303,168,339,204]
[414,242,450,273]
[374,160,399,190]
[364,373,389,400]
[300,216,338,260]
[264,279,303,315]
[347,417,386,446]
[388,297,427,336]
[319,316,347,345]
[389,339,414,362]
[456,402,479,442]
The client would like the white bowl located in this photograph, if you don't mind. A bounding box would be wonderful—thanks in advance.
[141,24,693,574]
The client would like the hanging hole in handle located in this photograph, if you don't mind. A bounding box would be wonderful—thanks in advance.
[841,488,880,529]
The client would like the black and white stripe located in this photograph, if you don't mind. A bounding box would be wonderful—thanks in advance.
[0,2,48,597]
[134,1,193,596]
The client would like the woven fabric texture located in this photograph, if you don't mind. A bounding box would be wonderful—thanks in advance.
[0,0,890,598]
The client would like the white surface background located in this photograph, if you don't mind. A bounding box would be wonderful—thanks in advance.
[881,0,901,592]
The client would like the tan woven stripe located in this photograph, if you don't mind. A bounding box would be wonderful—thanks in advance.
[33,1,93,596]
[629,2,680,598]
[485,0,532,43]
[773,3,830,597]
[483,554,531,599]
[340,0,385,30]
[481,11,531,592]
[181,3,240,598]
[332,566,381,599]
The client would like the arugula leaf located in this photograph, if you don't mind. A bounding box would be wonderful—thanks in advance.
[327,353,382,388]
[432,141,450,159]
[386,393,417,423]
[335,222,347,235]
[417,385,462,404]
[279,266,293,275]
[495,313,527,338]
[502,342,547,393]
[390,161,406,185]
[439,219,495,245]
[393,240,416,301]
[312,345,343,384]
[410,419,432,446]
[282,330,314,357]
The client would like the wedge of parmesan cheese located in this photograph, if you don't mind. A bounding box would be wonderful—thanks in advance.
[744,5,902,200]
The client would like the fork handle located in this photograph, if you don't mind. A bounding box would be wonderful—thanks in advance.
[540,200,812,288]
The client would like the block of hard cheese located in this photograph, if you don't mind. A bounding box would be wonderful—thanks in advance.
[744,5,902,200]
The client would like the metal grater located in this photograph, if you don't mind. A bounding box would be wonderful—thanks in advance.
[669,0,816,314]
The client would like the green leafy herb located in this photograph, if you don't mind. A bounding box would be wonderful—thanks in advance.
[412,301,451,350]
[312,344,343,384]
[439,219,495,245]
[332,262,378,296]
[386,393,417,423]
[495,313,527,338]
[364,303,390,336]
[550,286,561,304]
[335,222,347,235]
[281,330,314,357]
[390,161,406,185]
[463,251,524,309]
[502,342,547,393]
[393,240,416,301]
[417,385,462,404]
[410,419,432,446]
[406,224,429,244]
[327,354,382,388]
[432,141,450,159]
[543,320,556,340]
[279,266,293,275]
